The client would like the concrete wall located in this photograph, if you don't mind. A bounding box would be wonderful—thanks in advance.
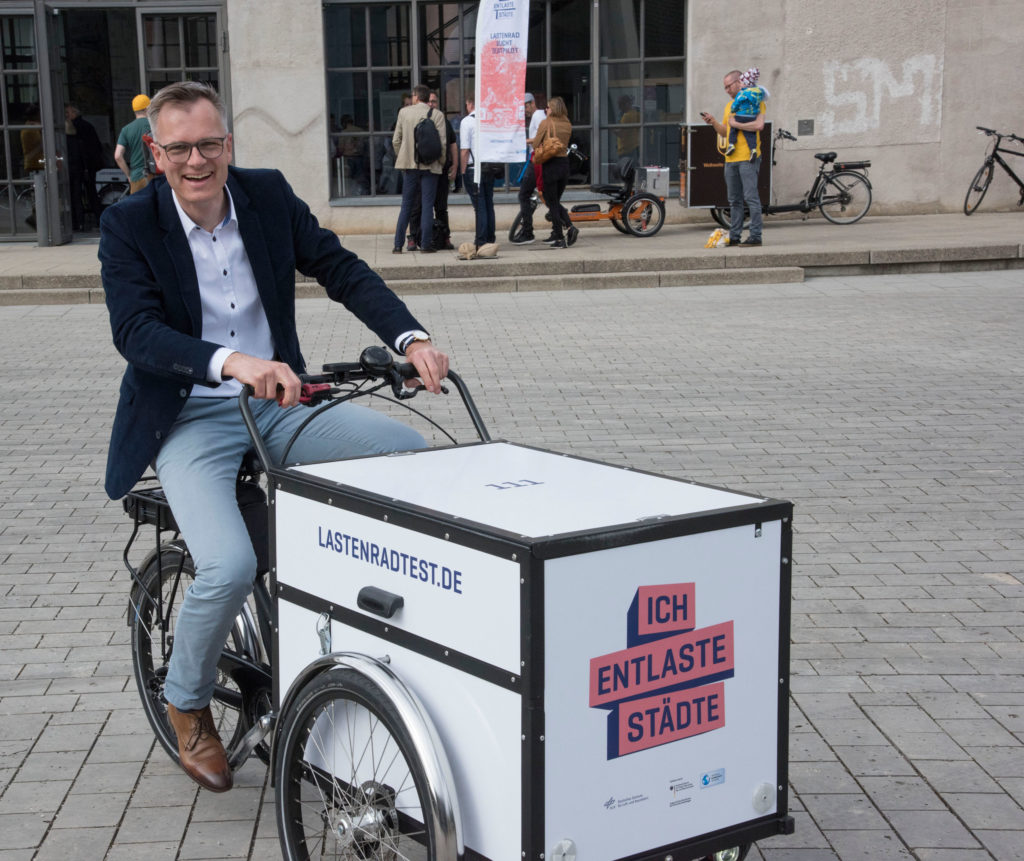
[688,0,1024,215]
[229,0,1024,232]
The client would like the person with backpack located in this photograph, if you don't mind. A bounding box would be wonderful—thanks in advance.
[391,84,446,254]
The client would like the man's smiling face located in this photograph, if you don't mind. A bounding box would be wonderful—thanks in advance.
[151,98,232,226]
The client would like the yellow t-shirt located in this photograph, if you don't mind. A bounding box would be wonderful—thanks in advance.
[721,101,766,163]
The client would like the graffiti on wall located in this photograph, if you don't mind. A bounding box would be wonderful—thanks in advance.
[820,54,943,137]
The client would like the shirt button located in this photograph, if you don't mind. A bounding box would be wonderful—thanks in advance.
[223,269,228,276]
[212,236,217,242]
[179,388,187,397]
[155,430,162,440]
[230,303,235,309]
[230,331,235,337]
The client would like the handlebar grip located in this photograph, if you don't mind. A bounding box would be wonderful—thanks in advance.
[976,126,996,134]
[394,362,419,380]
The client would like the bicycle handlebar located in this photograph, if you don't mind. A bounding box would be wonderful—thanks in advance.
[976,125,1024,144]
[238,345,490,474]
[775,128,798,142]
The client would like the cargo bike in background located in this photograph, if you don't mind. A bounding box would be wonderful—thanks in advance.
[680,122,872,228]
[122,347,795,861]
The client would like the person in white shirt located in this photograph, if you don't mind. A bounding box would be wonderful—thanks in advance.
[512,92,547,244]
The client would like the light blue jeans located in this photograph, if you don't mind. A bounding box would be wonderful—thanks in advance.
[724,157,763,243]
[156,396,425,710]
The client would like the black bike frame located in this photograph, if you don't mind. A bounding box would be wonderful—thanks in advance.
[988,146,1024,192]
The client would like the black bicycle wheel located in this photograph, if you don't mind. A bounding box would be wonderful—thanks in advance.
[702,844,751,861]
[710,206,750,230]
[508,211,527,242]
[819,171,872,224]
[276,668,451,861]
[963,161,994,215]
[129,540,256,763]
[610,214,629,233]
[621,192,666,236]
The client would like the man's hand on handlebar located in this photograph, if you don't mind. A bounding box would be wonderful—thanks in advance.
[404,340,449,395]
[223,353,303,407]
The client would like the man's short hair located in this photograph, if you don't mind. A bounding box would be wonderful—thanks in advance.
[725,69,742,82]
[412,84,430,103]
[148,81,227,131]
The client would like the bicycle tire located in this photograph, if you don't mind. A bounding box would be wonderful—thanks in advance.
[621,192,666,237]
[508,210,527,243]
[963,161,994,215]
[610,213,629,234]
[818,171,872,224]
[275,668,453,861]
[710,205,750,230]
[129,540,258,764]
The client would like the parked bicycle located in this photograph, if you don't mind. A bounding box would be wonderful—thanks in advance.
[509,146,666,240]
[963,126,1024,215]
[711,128,872,229]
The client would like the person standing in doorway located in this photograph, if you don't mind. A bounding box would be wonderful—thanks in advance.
[115,94,153,195]
[407,91,457,251]
[66,105,104,230]
[700,68,765,247]
[391,84,445,254]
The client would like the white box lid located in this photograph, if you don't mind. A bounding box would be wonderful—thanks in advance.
[289,442,764,539]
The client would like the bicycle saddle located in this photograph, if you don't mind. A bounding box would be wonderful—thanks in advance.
[814,152,838,163]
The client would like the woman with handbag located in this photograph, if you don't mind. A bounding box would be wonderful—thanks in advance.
[528,96,577,248]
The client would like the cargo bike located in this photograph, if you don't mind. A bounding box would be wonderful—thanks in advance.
[122,347,795,861]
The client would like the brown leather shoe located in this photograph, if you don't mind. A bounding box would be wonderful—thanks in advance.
[167,704,233,792]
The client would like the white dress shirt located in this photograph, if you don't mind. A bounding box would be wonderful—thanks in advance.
[172,188,273,398]
[173,188,426,399]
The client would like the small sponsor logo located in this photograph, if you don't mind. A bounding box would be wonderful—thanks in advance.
[701,768,725,788]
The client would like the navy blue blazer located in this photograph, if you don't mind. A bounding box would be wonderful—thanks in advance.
[99,166,424,500]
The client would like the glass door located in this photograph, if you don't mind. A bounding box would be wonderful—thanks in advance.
[0,12,42,240]
[36,3,72,245]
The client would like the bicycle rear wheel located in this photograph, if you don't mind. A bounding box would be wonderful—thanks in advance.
[819,171,872,224]
[963,161,994,215]
[129,540,257,763]
[275,668,454,861]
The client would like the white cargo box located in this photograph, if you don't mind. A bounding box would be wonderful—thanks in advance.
[640,166,670,197]
[273,441,793,861]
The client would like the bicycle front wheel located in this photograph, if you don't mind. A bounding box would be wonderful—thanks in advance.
[275,668,452,861]
[621,192,666,236]
[129,540,255,763]
[819,171,872,224]
[963,161,994,215]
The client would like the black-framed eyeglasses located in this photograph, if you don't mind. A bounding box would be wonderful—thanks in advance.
[153,136,229,163]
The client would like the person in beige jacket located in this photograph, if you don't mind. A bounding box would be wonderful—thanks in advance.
[392,84,447,253]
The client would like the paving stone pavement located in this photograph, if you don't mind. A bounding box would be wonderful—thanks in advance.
[1,268,1022,860]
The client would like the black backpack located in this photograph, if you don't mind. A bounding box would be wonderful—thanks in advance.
[413,107,443,165]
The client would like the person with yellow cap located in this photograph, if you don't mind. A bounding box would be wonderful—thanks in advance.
[115,94,153,194]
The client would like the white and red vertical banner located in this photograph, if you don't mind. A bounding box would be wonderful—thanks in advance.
[473,0,529,180]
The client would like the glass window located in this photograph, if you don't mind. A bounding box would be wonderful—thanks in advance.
[527,1,546,62]
[325,6,368,68]
[184,15,217,68]
[372,4,411,67]
[643,59,683,122]
[645,0,684,57]
[1,16,36,70]
[551,64,590,126]
[599,0,639,59]
[551,0,590,62]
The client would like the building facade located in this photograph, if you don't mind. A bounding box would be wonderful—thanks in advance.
[2,0,1021,242]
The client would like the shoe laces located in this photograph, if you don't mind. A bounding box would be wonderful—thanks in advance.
[183,708,222,751]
